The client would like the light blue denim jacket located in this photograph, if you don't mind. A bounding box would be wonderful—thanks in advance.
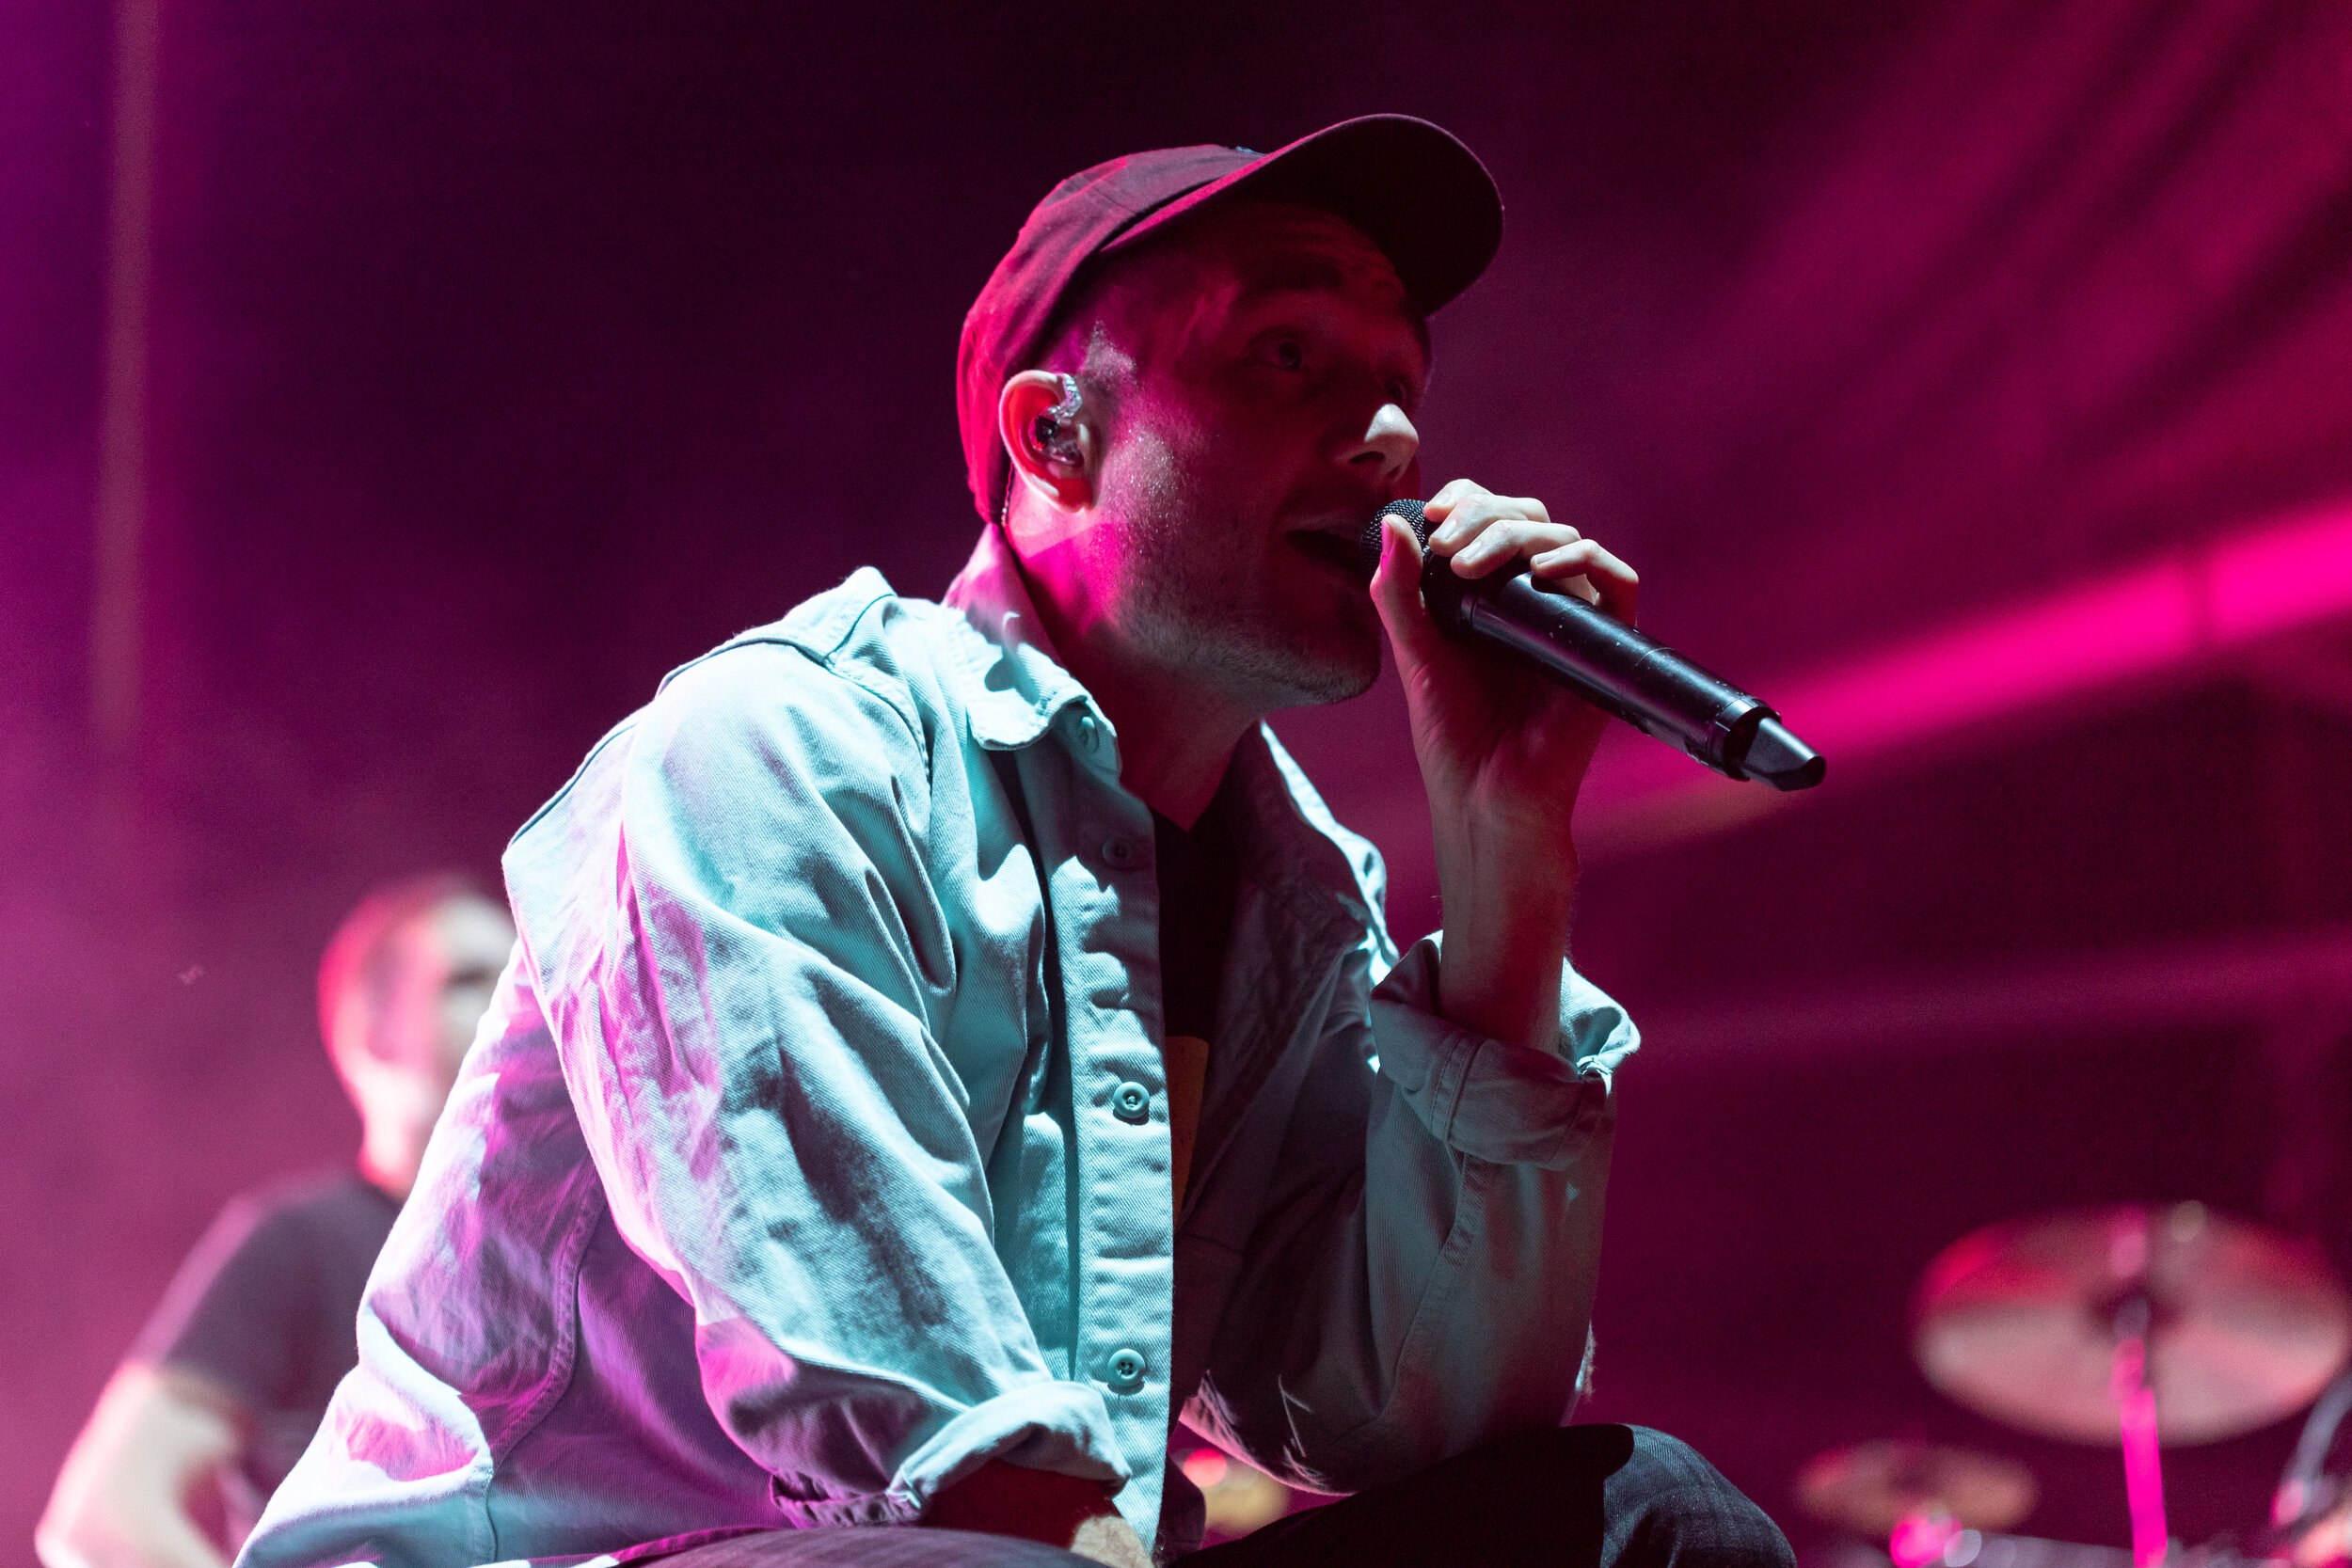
[239,526,1635,1568]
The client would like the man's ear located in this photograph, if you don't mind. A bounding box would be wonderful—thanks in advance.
[998,370,1095,513]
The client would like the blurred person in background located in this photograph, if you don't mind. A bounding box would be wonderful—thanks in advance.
[35,875,516,1568]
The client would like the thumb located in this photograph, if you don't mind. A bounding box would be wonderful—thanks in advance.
[1370,514,1445,672]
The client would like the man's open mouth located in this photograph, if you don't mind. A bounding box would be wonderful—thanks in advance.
[1288,523,1370,581]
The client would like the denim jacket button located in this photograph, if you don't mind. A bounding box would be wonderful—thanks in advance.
[1101,837,1136,868]
[1104,1348,1148,1394]
[1111,1082,1151,1123]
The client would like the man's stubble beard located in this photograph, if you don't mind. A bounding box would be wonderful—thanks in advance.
[1111,458,1381,714]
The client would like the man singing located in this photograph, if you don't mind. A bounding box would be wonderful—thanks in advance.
[242,116,1790,1568]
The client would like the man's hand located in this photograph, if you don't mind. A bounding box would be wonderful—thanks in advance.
[1068,1513,1154,1568]
[923,1459,1151,1567]
[1368,478,1639,1053]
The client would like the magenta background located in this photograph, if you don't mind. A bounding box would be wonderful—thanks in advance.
[7,0,2352,1558]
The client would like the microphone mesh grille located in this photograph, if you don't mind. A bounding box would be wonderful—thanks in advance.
[1356,499,1428,580]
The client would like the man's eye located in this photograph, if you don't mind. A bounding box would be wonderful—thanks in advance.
[1384,375,1415,407]
[1257,337,1307,372]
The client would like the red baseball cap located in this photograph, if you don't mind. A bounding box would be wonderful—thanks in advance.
[956,114,1503,524]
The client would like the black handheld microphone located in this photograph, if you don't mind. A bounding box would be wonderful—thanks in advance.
[1359,499,1825,791]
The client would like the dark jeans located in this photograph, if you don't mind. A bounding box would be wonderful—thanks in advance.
[658,1426,1795,1568]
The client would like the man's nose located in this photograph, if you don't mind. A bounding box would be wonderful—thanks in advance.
[1344,403,1420,482]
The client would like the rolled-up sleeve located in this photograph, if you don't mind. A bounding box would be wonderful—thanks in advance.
[511,642,1129,1528]
[1192,928,1632,1494]
[1372,936,1633,1169]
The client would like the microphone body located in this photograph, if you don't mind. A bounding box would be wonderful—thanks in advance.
[1360,499,1825,791]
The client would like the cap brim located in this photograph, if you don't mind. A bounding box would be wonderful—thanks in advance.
[1103,114,1502,315]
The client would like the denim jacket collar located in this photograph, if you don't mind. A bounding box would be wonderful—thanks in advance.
[941,522,1094,752]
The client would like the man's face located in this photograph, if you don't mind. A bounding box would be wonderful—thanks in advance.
[380,894,516,1091]
[1051,201,1428,709]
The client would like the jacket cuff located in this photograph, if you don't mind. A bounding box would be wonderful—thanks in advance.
[770,1379,1133,1528]
[1370,935,1639,1170]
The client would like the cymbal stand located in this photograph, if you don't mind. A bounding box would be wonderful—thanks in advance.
[2112,1293,2169,1568]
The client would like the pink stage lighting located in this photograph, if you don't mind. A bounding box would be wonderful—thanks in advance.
[1581,499,2352,853]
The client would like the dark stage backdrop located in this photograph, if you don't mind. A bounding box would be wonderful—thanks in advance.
[7,0,2352,1558]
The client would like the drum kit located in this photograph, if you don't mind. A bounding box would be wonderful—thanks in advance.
[1798,1204,2352,1568]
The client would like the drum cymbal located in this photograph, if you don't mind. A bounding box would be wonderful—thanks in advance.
[1914,1203,2352,1444]
[1796,1440,2038,1534]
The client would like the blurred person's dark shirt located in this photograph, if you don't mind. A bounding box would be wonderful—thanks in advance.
[133,1170,399,1496]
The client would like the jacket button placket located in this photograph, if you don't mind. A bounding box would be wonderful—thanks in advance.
[1056,752,1170,1535]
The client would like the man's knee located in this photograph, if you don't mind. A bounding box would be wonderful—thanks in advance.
[1371,1425,1788,1568]
[1608,1428,1795,1568]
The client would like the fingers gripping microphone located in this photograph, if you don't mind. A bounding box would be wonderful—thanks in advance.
[1360,499,1826,791]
